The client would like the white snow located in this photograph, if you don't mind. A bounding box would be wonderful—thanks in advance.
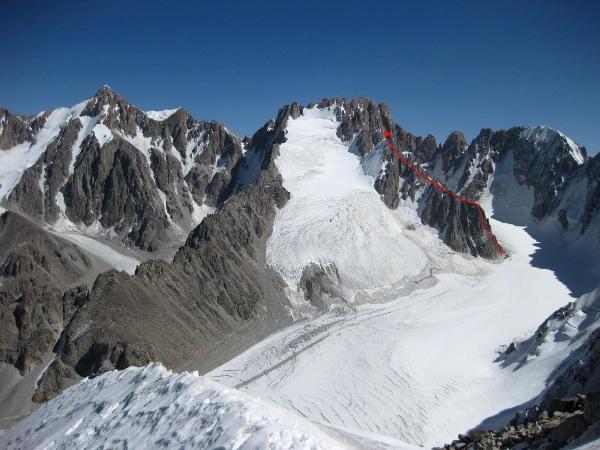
[487,150,535,225]
[191,200,215,226]
[0,101,593,448]
[522,126,585,165]
[182,132,208,176]
[115,124,154,165]
[145,108,180,121]
[0,364,349,450]
[68,112,98,175]
[267,105,428,297]
[501,288,600,373]
[49,228,140,275]
[359,139,387,178]
[92,122,113,146]
[0,103,82,201]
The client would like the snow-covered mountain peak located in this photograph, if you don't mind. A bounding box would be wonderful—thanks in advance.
[522,125,585,165]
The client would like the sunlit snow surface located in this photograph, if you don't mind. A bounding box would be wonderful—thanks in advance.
[210,106,576,447]
[0,364,349,450]
[145,108,180,121]
[267,106,428,298]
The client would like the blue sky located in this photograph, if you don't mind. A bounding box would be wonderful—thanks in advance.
[1,0,599,154]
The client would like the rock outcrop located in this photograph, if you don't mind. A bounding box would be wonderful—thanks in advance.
[299,263,345,310]
[437,393,600,450]
[0,212,92,374]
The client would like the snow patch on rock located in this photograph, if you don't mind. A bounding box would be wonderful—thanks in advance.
[145,108,180,121]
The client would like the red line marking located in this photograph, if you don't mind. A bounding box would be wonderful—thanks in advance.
[383,131,504,256]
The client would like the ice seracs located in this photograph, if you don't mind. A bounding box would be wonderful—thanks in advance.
[267,104,429,299]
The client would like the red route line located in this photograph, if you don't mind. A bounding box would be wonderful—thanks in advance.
[383,131,503,256]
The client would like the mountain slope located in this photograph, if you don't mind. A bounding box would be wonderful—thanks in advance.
[426,124,598,295]
[1,91,599,448]
[0,364,350,450]
[267,104,429,304]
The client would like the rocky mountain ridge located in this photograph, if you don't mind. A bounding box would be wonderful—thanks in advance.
[2,85,243,252]
[1,89,598,424]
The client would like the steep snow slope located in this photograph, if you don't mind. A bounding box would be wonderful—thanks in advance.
[50,231,140,275]
[267,105,429,300]
[522,125,585,165]
[0,101,87,200]
[0,364,351,450]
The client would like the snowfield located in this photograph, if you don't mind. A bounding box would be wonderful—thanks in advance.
[0,100,88,201]
[210,218,574,447]
[145,108,180,121]
[0,364,353,450]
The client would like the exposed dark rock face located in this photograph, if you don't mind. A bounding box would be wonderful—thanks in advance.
[471,289,600,449]
[437,393,600,449]
[540,326,600,408]
[458,128,497,202]
[0,212,91,374]
[8,119,83,223]
[3,86,245,252]
[32,103,295,401]
[2,90,598,410]
[31,359,79,403]
[0,108,47,150]
[491,127,582,220]
[65,138,170,251]
[414,134,438,164]
[421,188,498,258]
[328,97,393,155]
[309,98,500,257]
[441,131,468,172]
[299,263,345,310]
[581,154,600,235]
[437,125,593,227]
